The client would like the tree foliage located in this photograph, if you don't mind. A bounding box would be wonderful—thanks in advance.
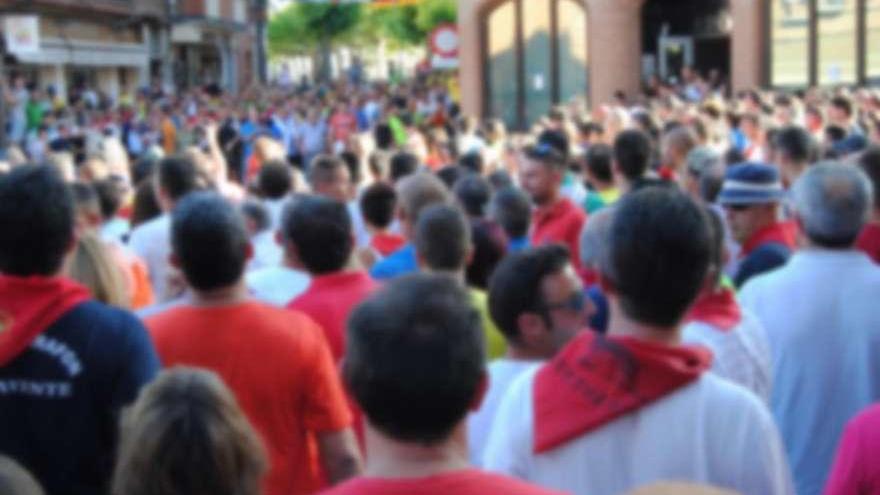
[268,3,363,56]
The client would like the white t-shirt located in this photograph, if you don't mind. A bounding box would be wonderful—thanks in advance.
[128,214,173,302]
[682,309,772,404]
[484,367,794,495]
[468,359,541,467]
[246,266,310,307]
[263,197,288,231]
[348,201,371,248]
[248,230,283,271]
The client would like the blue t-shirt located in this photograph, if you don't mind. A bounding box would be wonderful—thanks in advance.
[508,236,530,254]
[0,301,159,495]
[370,244,418,280]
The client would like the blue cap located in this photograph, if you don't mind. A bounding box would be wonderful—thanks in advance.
[717,162,785,206]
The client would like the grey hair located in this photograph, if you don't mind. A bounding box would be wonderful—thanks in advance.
[792,162,873,247]
[579,207,616,269]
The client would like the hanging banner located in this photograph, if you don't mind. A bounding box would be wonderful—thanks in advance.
[3,16,40,55]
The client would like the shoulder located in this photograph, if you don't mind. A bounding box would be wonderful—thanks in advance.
[466,471,567,494]
[62,301,147,338]
[694,373,773,427]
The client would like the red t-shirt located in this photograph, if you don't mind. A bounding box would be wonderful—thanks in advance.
[287,271,379,362]
[329,111,357,143]
[857,223,880,264]
[147,302,352,495]
[825,404,880,495]
[320,469,566,495]
[370,232,407,258]
[530,198,587,269]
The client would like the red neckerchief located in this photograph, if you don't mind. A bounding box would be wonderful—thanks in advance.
[684,287,742,332]
[740,221,798,258]
[533,332,712,454]
[0,276,91,366]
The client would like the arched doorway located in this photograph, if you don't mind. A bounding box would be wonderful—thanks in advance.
[641,0,730,86]
[480,0,588,130]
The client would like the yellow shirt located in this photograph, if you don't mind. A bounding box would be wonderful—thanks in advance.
[469,288,506,361]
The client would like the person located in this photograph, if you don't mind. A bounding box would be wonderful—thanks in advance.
[112,367,267,495]
[359,182,405,257]
[240,200,283,271]
[129,156,199,302]
[582,143,620,213]
[718,163,797,288]
[0,165,159,494]
[682,147,719,202]
[284,196,378,362]
[612,129,656,193]
[322,274,564,495]
[389,151,420,183]
[93,177,131,243]
[468,245,587,466]
[68,232,131,309]
[308,155,351,203]
[823,404,880,495]
[0,456,44,495]
[741,113,767,161]
[828,95,862,136]
[146,192,362,495]
[414,204,507,361]
[257,160,293,230]
[578,207,615,333]
[682,208,772,402]
[660,126,698,180]
[491,186,531,252]
[856,145,880,263]
[484,188,792,495]
[521,144,587,270]
[370,172,451,280]
[739,163,880,495]
[771,126,817,188]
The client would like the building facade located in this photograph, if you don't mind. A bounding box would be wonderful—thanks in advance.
[459,0,880,129]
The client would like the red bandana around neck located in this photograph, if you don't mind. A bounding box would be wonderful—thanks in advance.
[0,276,91,366]
[533,332,712,454]
[740,220,798,258]
[684,287,742,332]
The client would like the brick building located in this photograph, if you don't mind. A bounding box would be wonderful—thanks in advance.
[459,0,880,129]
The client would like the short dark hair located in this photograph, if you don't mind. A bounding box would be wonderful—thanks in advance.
[859,145,880,210]
[70,182,99,214]
[614,130,653,181]
[825,125,847,143]
[466,219,507,290]
[94,177,124,220]
[602,188,711,327]
[490,186,531,239]
[171,192,249,292]
[359,182,397,229]
[415,204,471,271]
[537,129,570,161]
[308,155,346,187]
[831,95,853,117]
[281,195,353,274]
[436,165,467,190]
[458,152,484,175]
[390,152,420,182]
[0,165,74,276]
[586,143,613,184]
[339,151,362,185]
[132,179,162,228]
[772,126,818,164]
[453,175,491,217]
[488,245,571,343]
[240,200,270,233]
[158,156,198,203]
[257,161,292,199]
[374,123,393,150]
[523,143,566,172]
[344,274,484,444]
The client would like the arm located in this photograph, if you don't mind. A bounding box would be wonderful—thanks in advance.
[317,428,363,484]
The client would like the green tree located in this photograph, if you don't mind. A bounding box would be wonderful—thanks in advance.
[366,0,457,48]
[415,0,457,34]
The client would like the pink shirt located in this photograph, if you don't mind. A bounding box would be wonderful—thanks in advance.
[825,404,880,495]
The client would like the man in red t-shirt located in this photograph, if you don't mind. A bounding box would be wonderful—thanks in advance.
[521,143,587,270]
[146,192,362,495]
[329,100,357,148]
[321,274,563,495]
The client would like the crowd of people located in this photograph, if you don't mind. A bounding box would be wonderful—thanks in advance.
[2,66,880,495]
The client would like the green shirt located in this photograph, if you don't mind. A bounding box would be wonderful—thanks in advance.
[470,288,506,360]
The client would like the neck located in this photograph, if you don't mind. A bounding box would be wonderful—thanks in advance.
[606,299,681,346]
[424,267,466,285]
[362,423,470,479]
[505,343,551,361]
[536,193,562,210]
[191,280,250,307]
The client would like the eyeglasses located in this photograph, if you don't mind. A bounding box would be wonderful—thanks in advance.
[541,291,588,313]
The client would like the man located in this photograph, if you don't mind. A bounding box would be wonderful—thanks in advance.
[129,156,198,302]
[414,204,508,360]
[0,166,159,494]
[257,160,294,230]
[741,113,767,162]
[718,163,796,288]
[856,146,880,263]
[612,129,656,193]
[284,196,378,362]
[370,172,451,280]
[771,126,817,188]
[582,143,620,213]
[682,208,771,402]
[308,154,372,248]
[521,143,587,270]
[146,192,362,495]
[828,95,862,136]
[322,275,563,495]
[491,186,532,252]
[484,188,792,495]
[682,147,719,202]
[660,125,698,181]
[740,163,880,495]
[469,244,587,466]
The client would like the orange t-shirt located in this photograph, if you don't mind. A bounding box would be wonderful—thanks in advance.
[147,301,352,495]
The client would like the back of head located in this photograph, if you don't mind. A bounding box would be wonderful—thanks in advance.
[308,155,345,188]
[70,182,101,222]
[601,188,711,327]
[69,233,130,309]
[537,129,570,161]
[859,145,880,210]
[614,130,653,181]
[344,274,484,444]
[489,245,571,343]
[240,200,271,235]
[158,156,198,203]
[132,179,162,228]
[257,160,292,200]
[0,456,44,495]
[436,165,467,190]
[586,143,613,184]
[490,186,531,239]
[415,204,471,272]
[0,165,74,276]
[579,207,615,268]
[171,192,249,292]
[374,123,394,150]
[772,126,818,164]
[458,152,484,175]
[340,151,362,186]
[359,182,397,229]
[390,151,420,183]
[397,172,452,225]
[94,178,125,220]
[453,174,491,217]
[467,219,507,290]
[113,367,267,495]
[793,161,872,248]
[282,195,353,274]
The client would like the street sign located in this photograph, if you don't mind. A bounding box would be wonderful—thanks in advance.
[429,23,458,69]
[3,16,40,55]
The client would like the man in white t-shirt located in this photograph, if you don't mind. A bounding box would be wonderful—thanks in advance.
[468,244,587,466]
[129,156,199,303]
[484,187,793,495]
